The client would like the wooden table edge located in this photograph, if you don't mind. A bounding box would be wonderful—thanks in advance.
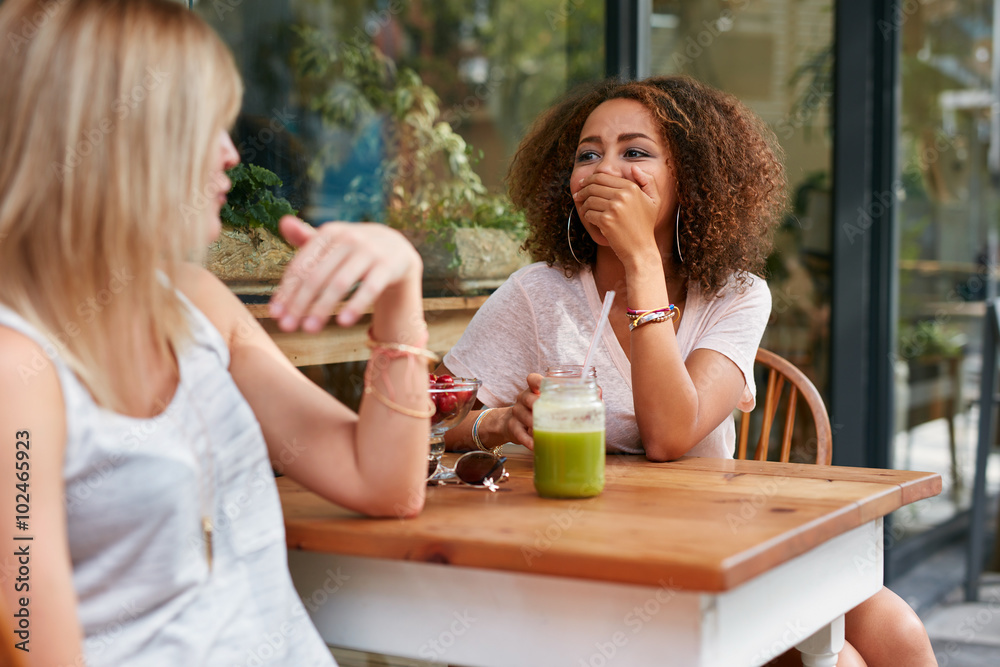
[279,465,942,593]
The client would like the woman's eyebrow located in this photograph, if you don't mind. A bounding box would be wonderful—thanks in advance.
[578,132,655,146]
[619,132,654,142]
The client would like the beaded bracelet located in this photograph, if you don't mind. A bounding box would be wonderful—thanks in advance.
[625,305,677,324]
[627,306,678,332]
[472,408,503,456]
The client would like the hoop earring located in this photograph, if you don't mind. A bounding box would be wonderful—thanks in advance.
[674,206,684,265]
[567,208,585,265]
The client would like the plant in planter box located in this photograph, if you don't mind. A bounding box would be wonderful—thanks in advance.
[205,163,298,291]
[292,28,528,295]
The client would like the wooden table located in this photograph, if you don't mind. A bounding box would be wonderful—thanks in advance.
[248,296,487,366]
[280,449,941,667]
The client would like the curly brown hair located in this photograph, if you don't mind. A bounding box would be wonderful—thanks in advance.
[507,76,786,296]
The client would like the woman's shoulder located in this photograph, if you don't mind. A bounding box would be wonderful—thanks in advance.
[173,263,249,348]
[690,272,771,309]
[0,324,67,432]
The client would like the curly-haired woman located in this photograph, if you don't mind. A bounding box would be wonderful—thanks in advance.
[436,76,935,667]
[441,76,780,461]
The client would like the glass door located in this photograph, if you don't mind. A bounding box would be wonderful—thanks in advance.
[891,1,1000,546]
[649,0,835,457]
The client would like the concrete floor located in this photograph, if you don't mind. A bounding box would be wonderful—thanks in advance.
[917,574,1000,667]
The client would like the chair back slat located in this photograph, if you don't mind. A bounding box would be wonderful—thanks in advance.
[779,386,798,462]
[753,370,782,460]
[737,348,832,465]
[737,407,750,460]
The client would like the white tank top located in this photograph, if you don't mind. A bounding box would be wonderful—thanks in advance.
[0,297,335,667]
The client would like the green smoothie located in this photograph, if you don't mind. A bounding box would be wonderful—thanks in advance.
[533,429,605,498]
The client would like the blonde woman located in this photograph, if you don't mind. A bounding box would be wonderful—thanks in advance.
[0,1,431,665]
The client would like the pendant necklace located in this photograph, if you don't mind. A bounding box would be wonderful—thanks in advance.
[161,384,216,570]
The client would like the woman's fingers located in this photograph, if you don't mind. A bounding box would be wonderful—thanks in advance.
[574,182,621,203]
[278,214,316,248]
[301,253,375,332]
[339,262,394,326]
[273,230,351,331]
[508,420,534,449]
[270,221,420,332]
[289,244,354,329]
[630,165,656,197]
[511,399,533,432]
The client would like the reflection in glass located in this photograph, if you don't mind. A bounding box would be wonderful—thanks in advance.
[194,0,605,225]
[893,2,1000,542]
[649,0,834,463]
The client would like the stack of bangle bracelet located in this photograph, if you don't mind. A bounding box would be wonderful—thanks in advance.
[362,328,439,419]
[626,305,678,332]
[472,407,502,456]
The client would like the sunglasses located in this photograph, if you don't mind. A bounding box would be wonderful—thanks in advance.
[431,451,509,491]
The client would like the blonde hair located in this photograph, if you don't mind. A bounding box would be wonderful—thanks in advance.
[0,0,242,412]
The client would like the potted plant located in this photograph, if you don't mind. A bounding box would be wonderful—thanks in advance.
[292,28,529,295]
[204,162,298,294]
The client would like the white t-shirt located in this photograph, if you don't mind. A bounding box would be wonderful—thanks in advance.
[444,262,771,458]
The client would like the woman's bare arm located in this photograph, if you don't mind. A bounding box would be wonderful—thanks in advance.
[179,222,430,518]
[0,328,84,666]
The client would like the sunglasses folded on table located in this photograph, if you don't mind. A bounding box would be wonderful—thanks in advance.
[429,451,509,491]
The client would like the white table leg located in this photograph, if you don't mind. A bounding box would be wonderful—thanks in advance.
[795,614,845,666]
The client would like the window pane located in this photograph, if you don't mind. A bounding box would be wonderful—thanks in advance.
[893,1,1000,540]
[649,0,835,460]
[194,0,605,295]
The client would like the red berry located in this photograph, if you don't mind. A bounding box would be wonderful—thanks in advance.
[436,374,454,386]
[436,393,458,415]
[428,373,438,384]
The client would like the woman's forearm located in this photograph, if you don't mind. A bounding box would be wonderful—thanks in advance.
[624,262,705,460]
[354,264,431,516]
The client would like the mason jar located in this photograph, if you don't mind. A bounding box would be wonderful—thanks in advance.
[533,366,605,498]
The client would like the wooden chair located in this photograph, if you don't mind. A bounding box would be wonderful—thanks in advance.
[736,348,833,465]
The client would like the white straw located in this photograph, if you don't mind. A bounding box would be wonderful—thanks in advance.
[580,290,615,379]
